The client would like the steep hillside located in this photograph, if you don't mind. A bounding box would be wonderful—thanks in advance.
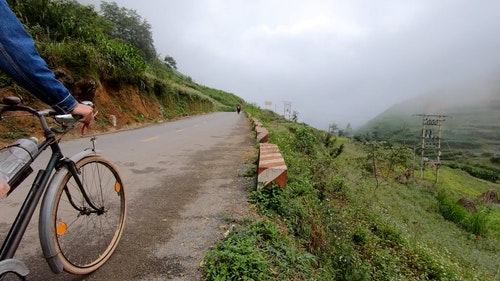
[0,0,246,145]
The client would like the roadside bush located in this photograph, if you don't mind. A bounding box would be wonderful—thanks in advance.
[248,186,284,217]
[293,127,317,155]
[203,224,270,280]
[202,220,316,280]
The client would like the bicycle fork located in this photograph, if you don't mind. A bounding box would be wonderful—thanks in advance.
[61,158,104,215]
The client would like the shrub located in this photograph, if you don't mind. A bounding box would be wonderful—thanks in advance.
[202,227,270,280]
[248,187,284,217]
[202,220,316,280]
[293,127,317,155]
[446,162,499,183]
[437,193,490,237]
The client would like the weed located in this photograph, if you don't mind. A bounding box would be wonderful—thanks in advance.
[248,187,284,217]
[0,130,30,139]
[202,220,316,280]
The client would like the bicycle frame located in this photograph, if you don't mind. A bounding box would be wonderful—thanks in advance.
[0,136,63,260]
[0,100,99,276]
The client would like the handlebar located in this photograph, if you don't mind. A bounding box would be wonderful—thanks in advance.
[0,96,91,135]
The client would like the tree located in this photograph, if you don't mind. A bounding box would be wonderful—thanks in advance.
[100,1,157,62]
[8,0,107,42]
[372,123,380,140]
[164,55,177,70]
[328,122,338,135]
[365,141,413,188]
[323,132,344,159]
[345,123,353,138]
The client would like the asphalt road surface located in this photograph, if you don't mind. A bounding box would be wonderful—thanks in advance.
[0,112,256,280]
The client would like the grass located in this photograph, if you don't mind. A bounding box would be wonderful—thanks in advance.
[203,219,316,280]
[490,209,500,238]
[202,106,500,280]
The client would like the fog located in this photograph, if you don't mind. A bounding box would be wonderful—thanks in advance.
[77,0,500,130]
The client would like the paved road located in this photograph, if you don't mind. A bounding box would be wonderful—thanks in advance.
[0,112,255,280]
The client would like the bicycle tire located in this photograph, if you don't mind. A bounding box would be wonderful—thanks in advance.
[39,155,126,275]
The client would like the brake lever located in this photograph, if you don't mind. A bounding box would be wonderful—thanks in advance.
[54,114,79,127]
[82,101,94,107]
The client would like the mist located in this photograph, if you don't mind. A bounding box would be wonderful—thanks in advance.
[77,0,500,130]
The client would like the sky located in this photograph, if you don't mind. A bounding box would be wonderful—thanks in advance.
[77,0,500,130]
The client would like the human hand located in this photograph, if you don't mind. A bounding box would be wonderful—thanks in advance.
[0,180,10,198]
[71,103,94,135]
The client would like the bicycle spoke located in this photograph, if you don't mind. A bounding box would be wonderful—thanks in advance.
[46,156,126,274]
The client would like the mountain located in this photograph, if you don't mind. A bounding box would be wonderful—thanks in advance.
[356,79,500,164]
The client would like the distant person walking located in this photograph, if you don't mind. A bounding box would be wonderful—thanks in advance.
[236,104,241,114]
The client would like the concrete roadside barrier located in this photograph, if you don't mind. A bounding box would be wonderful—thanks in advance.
[252,117,262,127]
[258,143,287,189]
[256,126,269,143]
[251,117,269,143]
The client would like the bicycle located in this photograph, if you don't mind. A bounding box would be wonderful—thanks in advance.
[0,96,126,279]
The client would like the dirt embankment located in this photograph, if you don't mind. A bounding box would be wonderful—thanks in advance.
[0,78,163,146]
[92,80,163,128]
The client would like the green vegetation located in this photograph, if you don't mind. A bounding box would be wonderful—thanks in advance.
[2,0,244,128]
[446,162,499,183]
[3,1,499,279]
[203,219,316,280]
[436,192,490,237]
[202,105,500,280]
[355,90,500,184]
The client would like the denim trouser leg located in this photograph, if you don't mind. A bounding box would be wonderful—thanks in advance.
[0,0,77,113]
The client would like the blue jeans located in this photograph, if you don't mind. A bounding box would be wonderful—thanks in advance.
[0,0,77,114]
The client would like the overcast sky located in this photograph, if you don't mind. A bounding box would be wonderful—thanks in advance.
[77,0,500,129]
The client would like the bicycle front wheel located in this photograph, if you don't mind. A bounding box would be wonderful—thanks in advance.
[40,155,126,275]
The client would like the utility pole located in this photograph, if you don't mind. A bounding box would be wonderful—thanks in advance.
[328,122,338,136]
[283,101,291,120]
[417,114,447,182]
